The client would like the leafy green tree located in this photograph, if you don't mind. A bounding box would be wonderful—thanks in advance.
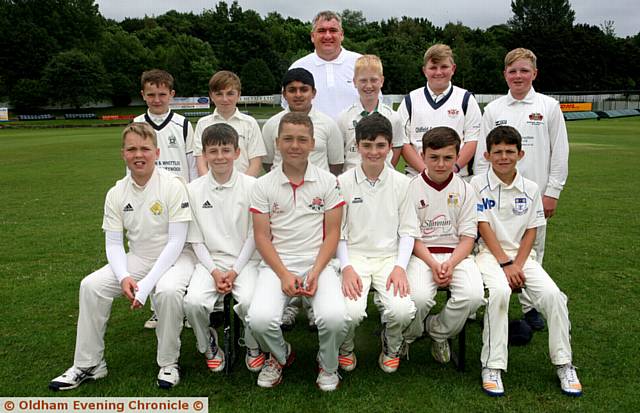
[9,78,44,111]
[42,49,110,108]
[158,34,217,96]
[240,58,277,95]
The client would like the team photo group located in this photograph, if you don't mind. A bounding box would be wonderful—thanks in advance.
[48,10,582,398]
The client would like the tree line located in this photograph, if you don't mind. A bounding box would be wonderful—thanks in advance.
[1,0,638,111]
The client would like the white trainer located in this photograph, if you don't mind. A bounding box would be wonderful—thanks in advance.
[245,348,266,372]
[144,312,158,329]
[49,360,108,391]
[257,342,293,388]
[157,364,180,389]
[557,364,582,396]
[205,328,225,372]
[316,368,340,392]
[481,368,505,397]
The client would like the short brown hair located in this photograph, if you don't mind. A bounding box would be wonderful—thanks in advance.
[201,123,239,150]
[208,70,242,93]
[278,112,314,138]
[140,69,174,90]
[422,126,460,154]
[486,126,522,152]
[122,122,157,147]
[312,11,342,32]
[504,48,537,69]
[423,44,455,66]
[356,113,392,144]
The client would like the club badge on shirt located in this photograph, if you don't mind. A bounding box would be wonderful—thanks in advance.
[150,201,163,215]
[513,197,528,215]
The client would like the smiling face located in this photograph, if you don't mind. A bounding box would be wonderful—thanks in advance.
[354,67,383,106]
[141,82,175,116]
[282,81,316,113]
[358,135,391,170]
[276,121,315,169]
[504,58,538,100]
[485,142,524,182]
[203,143,240,178]
[311,18,344,61]
[122,132,159,185]
[423,145,457,183]
[423,58,456,95]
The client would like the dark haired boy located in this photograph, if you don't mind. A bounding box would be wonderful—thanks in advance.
[470,125,580,397]
[403,126,484,364]
[336,113,419,373]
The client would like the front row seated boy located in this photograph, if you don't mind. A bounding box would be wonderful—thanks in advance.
[49,123,194,390]
[337,113,418,373]
[471,126,581,397]
[403,127,484,362]
[247,112,349,391]
[183,123,264,374]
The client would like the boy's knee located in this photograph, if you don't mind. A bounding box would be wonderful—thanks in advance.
[316,308,348,333]
[248,307,280,335]
[385,300,416,325]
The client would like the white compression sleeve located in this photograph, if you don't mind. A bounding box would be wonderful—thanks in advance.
[134,222,188,305]
[105,231,128,283]
[395,236,415,271]
[336,240,350,271]
[192,242,215,274]
[232,237,256,274]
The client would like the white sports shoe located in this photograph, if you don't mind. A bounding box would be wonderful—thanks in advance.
[157,364,180,389]
[49,360,108,391]
[338,351,357,372]
[245,348,266,373]
[257,342,293,388]
[481,368,505,396]
[557,364,582,396]
[316,368,340,392]
[144,312,158,329]
[205,328,225,372]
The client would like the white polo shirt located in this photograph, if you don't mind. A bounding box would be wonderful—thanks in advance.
[397,83,482,177]
[471,167,546,254]
[187,169,257,265]
[250,163,345,258]
[409,171,478,249]
[193,108,267,174]
[261,108,344,171]
[288,48,362,120]
[103,168,192,261]
[337,101,406,172]
[474,88,569,199]
[338,166,419,257]
[134,111,195,182]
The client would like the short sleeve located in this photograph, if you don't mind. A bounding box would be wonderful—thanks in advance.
[185,120,195,154]
[249,178,270,214]
[102,186,123,232]
[463,95,481,143]
[324,175,345,210]
[193,118,206,156]
[527,187,547,230]
[327,120,345,165]
[167,179,192,223]
[261,117,278,164]
[247,117,267,159]
[458,181,479,238]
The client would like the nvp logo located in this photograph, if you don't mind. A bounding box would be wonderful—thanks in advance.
[477,198,496,212]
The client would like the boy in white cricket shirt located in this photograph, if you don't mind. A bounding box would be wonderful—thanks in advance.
[471,126,581,397]
[247,112,349,391]
[337,113,418,373]
[337,54,404,172]
[135,69,197,330]
[403,127,484,362]
[261,68,344,175]
[193,70,266,177]
[49,123,193,391]
[183,123,265,373]
[474,48,570,331]
[398,44,481,178]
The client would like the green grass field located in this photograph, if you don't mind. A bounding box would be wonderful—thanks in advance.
[0,118,639,412]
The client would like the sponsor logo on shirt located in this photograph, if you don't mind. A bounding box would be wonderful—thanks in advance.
[529,113,543,121]
[478,198,496,212]
[150,201,163,215]
[181,202,189,209]
[352,197,363,204]
[415,126,430,134]
[447,108,460,117]
[309,197,325,212]
[202,200,213,209]
[123,203,134,212]
[512,197,528,215]
[495,120,508,126]
[420,214,451,235]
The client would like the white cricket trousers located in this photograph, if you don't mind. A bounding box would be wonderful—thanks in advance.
[476,251,573,370]
[73,252,194,368]
[247,256,349,373]
[404,254,484,343]
[519,224,547,312]
[340,255,416,355]
[183,260,259,353]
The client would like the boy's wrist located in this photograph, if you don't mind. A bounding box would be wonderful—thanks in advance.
[499,259,514,268]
